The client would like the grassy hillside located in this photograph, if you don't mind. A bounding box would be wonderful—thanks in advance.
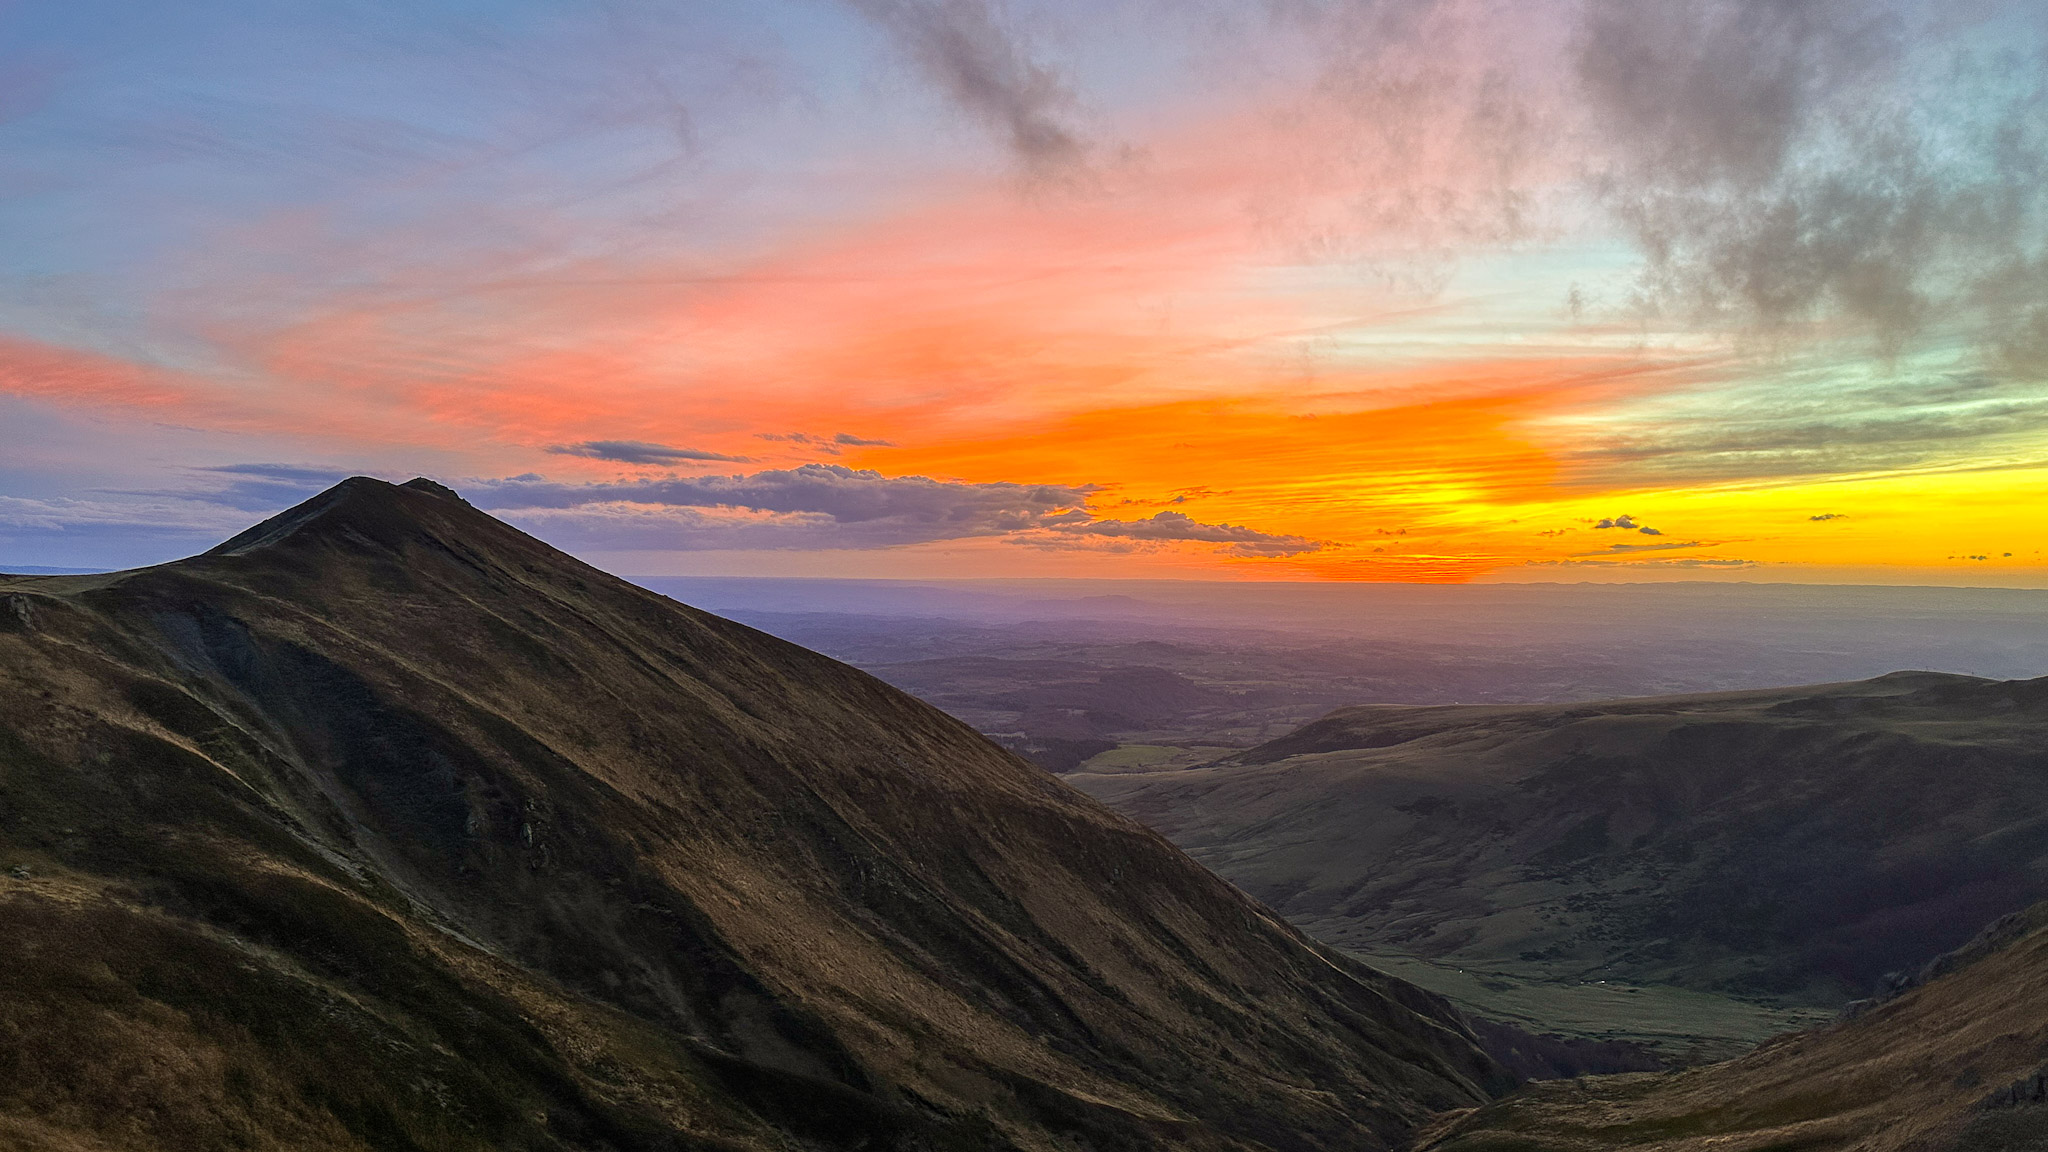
[1076,674,2048,1018]
[1416,904,2048,1151]
[0,477,1509,1152]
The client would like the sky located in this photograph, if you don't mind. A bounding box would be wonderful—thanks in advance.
[1,0,2045,583]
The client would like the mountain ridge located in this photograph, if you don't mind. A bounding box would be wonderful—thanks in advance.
[0,476,1517,1151]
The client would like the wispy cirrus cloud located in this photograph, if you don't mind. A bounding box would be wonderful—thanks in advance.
[1,1,2044,581]
[1577,0,2048,361]
[1037,509,1322,557]
[189,463,358,511]
[1573,538,1705,557]
[844,0,1087,174]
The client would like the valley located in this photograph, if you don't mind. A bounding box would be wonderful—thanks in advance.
[715,589,2048,1062]
[1344,952,1835,1066]
[1418,903,2048,1151]
[1066,674,2048,1052]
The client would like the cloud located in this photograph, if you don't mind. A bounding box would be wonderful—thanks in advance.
[1810,512,1847,521]
[1561,368,2048,485]
[1592,513,1661,534]
[473,463,1082,520]
[470,463,1090,548]
[755,432,894,453]
[1530,556,1760,569]
[471,465,1312,555]
[1576,0,2048,358]
[1574,539,1705,557]
[0,491,261,556]
[0,494,223,535]
[1576,0,1902,190]
[547,440,751,465]
[188,464,359,511]
[1040,509,1323,557]
[844,0,1086,173]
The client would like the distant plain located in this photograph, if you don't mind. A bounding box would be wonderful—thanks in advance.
[675,577,2048,1056]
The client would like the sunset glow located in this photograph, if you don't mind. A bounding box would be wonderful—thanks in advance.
[3,1,2044,583]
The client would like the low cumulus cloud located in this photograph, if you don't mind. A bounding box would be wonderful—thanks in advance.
[547,441,751,465]
[471,464,1311,555]
[1592,513,1662,534]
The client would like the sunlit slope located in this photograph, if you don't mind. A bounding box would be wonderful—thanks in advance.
[1074,673,2048,1010]
[0,478,1508,1152]
[1415,904,2048,1152]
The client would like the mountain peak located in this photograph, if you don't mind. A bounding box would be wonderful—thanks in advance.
[399,476,467,502]
[202,475,486,559]
[0,479,1516,1150]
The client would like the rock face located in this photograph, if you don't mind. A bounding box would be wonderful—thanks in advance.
[0,477,1508,1152]
[1416,902,2048,1152]
[1073,674,2048,1006]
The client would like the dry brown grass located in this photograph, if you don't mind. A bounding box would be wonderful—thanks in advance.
[0,477,1514,1151]
[1417,907,2048,1152]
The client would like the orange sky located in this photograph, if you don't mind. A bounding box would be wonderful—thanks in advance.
[1,0,2042,583]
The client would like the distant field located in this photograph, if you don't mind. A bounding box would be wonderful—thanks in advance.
[1351,950,1838,1064]
[1077,744,1237,772]
[698,583,2048,777]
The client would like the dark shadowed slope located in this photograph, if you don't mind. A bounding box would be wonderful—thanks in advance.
[0,477,1508,1152]
[1074,674,2048,1014]
[1415,902,2048,1152]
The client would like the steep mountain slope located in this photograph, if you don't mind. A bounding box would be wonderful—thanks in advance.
[0,477,1509,1152]
[1073,674,2048,1010]
[1415,902,2048,1152]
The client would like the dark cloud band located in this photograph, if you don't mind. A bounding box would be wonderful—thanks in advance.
[547,441,753,465]
[472,465,1315,555]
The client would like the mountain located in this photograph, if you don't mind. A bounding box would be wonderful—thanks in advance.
[1415,901,2048,1151]
[0,477,1512,1152]
[1072,674,2048,1017]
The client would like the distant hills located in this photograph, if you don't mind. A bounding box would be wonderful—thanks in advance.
[688,578,2048,777]
[1075,673,2048,1018]
[0,478,1519,1150]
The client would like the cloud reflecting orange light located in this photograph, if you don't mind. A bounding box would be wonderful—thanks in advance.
[4,80,2042,583]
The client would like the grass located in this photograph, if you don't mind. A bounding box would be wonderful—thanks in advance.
[1351,950,1836,1063]
[1075,744,1238,773]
